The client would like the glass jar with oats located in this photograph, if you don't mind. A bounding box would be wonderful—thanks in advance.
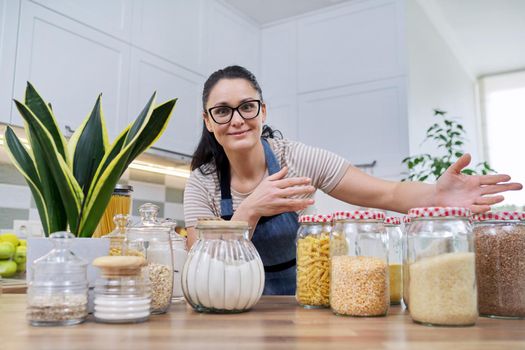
[407,207,477,327]
[127,203,173,314]
[296,214,332,308]
[330,210,389,317]
[384,217,403,305]
[473,211,525,319]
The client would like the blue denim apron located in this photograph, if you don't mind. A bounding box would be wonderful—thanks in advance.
[219,139,298,295]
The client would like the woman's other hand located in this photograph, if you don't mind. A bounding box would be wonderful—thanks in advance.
[233,166,315,226]
[435,153,523,213]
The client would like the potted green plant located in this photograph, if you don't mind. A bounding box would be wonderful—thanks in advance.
[4,82,177,286]
[402,109,494,181]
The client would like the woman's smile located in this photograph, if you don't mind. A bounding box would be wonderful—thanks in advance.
[227,128,251,137]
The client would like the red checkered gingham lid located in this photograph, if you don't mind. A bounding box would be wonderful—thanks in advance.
[333,210,386,221]
[298,214,332,223]
[384,217,401,225]
[472,211,522,222]
[408,207,471,219]
[402,216,412,224]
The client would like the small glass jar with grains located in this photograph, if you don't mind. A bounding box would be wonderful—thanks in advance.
[27,232,88,326]
[385,217,403,305]
[330,210,389,317]
[407,207,477,327]
[402,215,411,309]
[93,255,151,323]
[127,203,173,314]
[296,214,332,308]
[473,211,525,319]
[106,214,131,256]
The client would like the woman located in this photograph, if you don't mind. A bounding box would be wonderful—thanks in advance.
[183,65,522,295]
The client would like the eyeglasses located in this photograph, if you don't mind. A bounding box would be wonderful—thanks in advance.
[207,100,262,124]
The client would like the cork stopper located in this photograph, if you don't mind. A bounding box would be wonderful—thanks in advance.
[92,256,147,277]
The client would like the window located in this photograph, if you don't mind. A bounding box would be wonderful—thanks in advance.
[480,71,525,207]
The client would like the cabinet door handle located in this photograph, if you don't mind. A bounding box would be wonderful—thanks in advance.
[65,125,75,137]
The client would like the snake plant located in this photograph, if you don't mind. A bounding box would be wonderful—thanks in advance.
[4,83,177,237]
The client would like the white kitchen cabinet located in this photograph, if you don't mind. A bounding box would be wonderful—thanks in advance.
[12,1,131,141]
[205,0,260,76]
[297,77,408,178]
[29,0,133,42]
[128,48,203,156]
[132,0,206,74]
[297,0,404,93]
[0,0,20,124]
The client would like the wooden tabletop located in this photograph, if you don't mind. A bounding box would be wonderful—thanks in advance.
[1,294,524,350]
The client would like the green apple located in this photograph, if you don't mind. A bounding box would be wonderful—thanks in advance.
[0,260,17,277]
[14,245,27,265]
[0,241,15,259]
[0,233,19,247]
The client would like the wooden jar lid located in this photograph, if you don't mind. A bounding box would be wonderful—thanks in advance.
[92,256,147,276]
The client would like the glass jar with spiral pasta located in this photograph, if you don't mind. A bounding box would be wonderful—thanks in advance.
[182,220,264,313]
[407,207,477,327]
[296,214,332,308]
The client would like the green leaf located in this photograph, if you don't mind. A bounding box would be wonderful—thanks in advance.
[24,82,69,164]
[14,100,83,234]
[68,94,108,196]
[78,97,176,237]
[3,127,59,236]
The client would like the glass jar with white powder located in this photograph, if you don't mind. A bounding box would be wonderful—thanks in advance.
[93,256,151,324]
[182,220,265,313]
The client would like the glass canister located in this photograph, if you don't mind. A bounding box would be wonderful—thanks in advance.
[27,232,88,326]
[93,256,151,323]
[473,211,525,319]
[296,214,331,308]
[402,215,411,309]
[161,218,188,303]
[182,220,265,313]
[93,184,133,238]
[330,210,389,317]
[407,207,477,326]
[385,217,403,305]
[127,203,173,314]
[106,214,131,256]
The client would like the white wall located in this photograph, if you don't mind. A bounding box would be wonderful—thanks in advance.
[261,0,409,214]
[407,0,480,162]
[0,0,260,156]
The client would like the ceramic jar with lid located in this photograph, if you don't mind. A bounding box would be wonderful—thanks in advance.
[473,211,525,319]
[407,207,477,326]
[27,232,88,326]
[93,255,151,323]
[296,214,332,308]
[330,210,389,317]
[182,220,264,313]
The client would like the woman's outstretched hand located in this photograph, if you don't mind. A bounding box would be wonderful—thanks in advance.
[434,154,523,213]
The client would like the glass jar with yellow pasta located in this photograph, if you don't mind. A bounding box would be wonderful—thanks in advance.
[385,216,403,305]
[296,214,332,308]
[331,211,389,317]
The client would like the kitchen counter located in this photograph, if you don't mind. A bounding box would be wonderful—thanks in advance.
[1,294,524,350]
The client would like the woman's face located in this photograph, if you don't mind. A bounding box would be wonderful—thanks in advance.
[204,78,266,153]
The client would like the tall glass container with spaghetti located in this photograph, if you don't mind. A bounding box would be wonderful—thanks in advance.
[93,185,133,237]
[384,217,402,305]
[330,210,389,317]
[295,214,331,308]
